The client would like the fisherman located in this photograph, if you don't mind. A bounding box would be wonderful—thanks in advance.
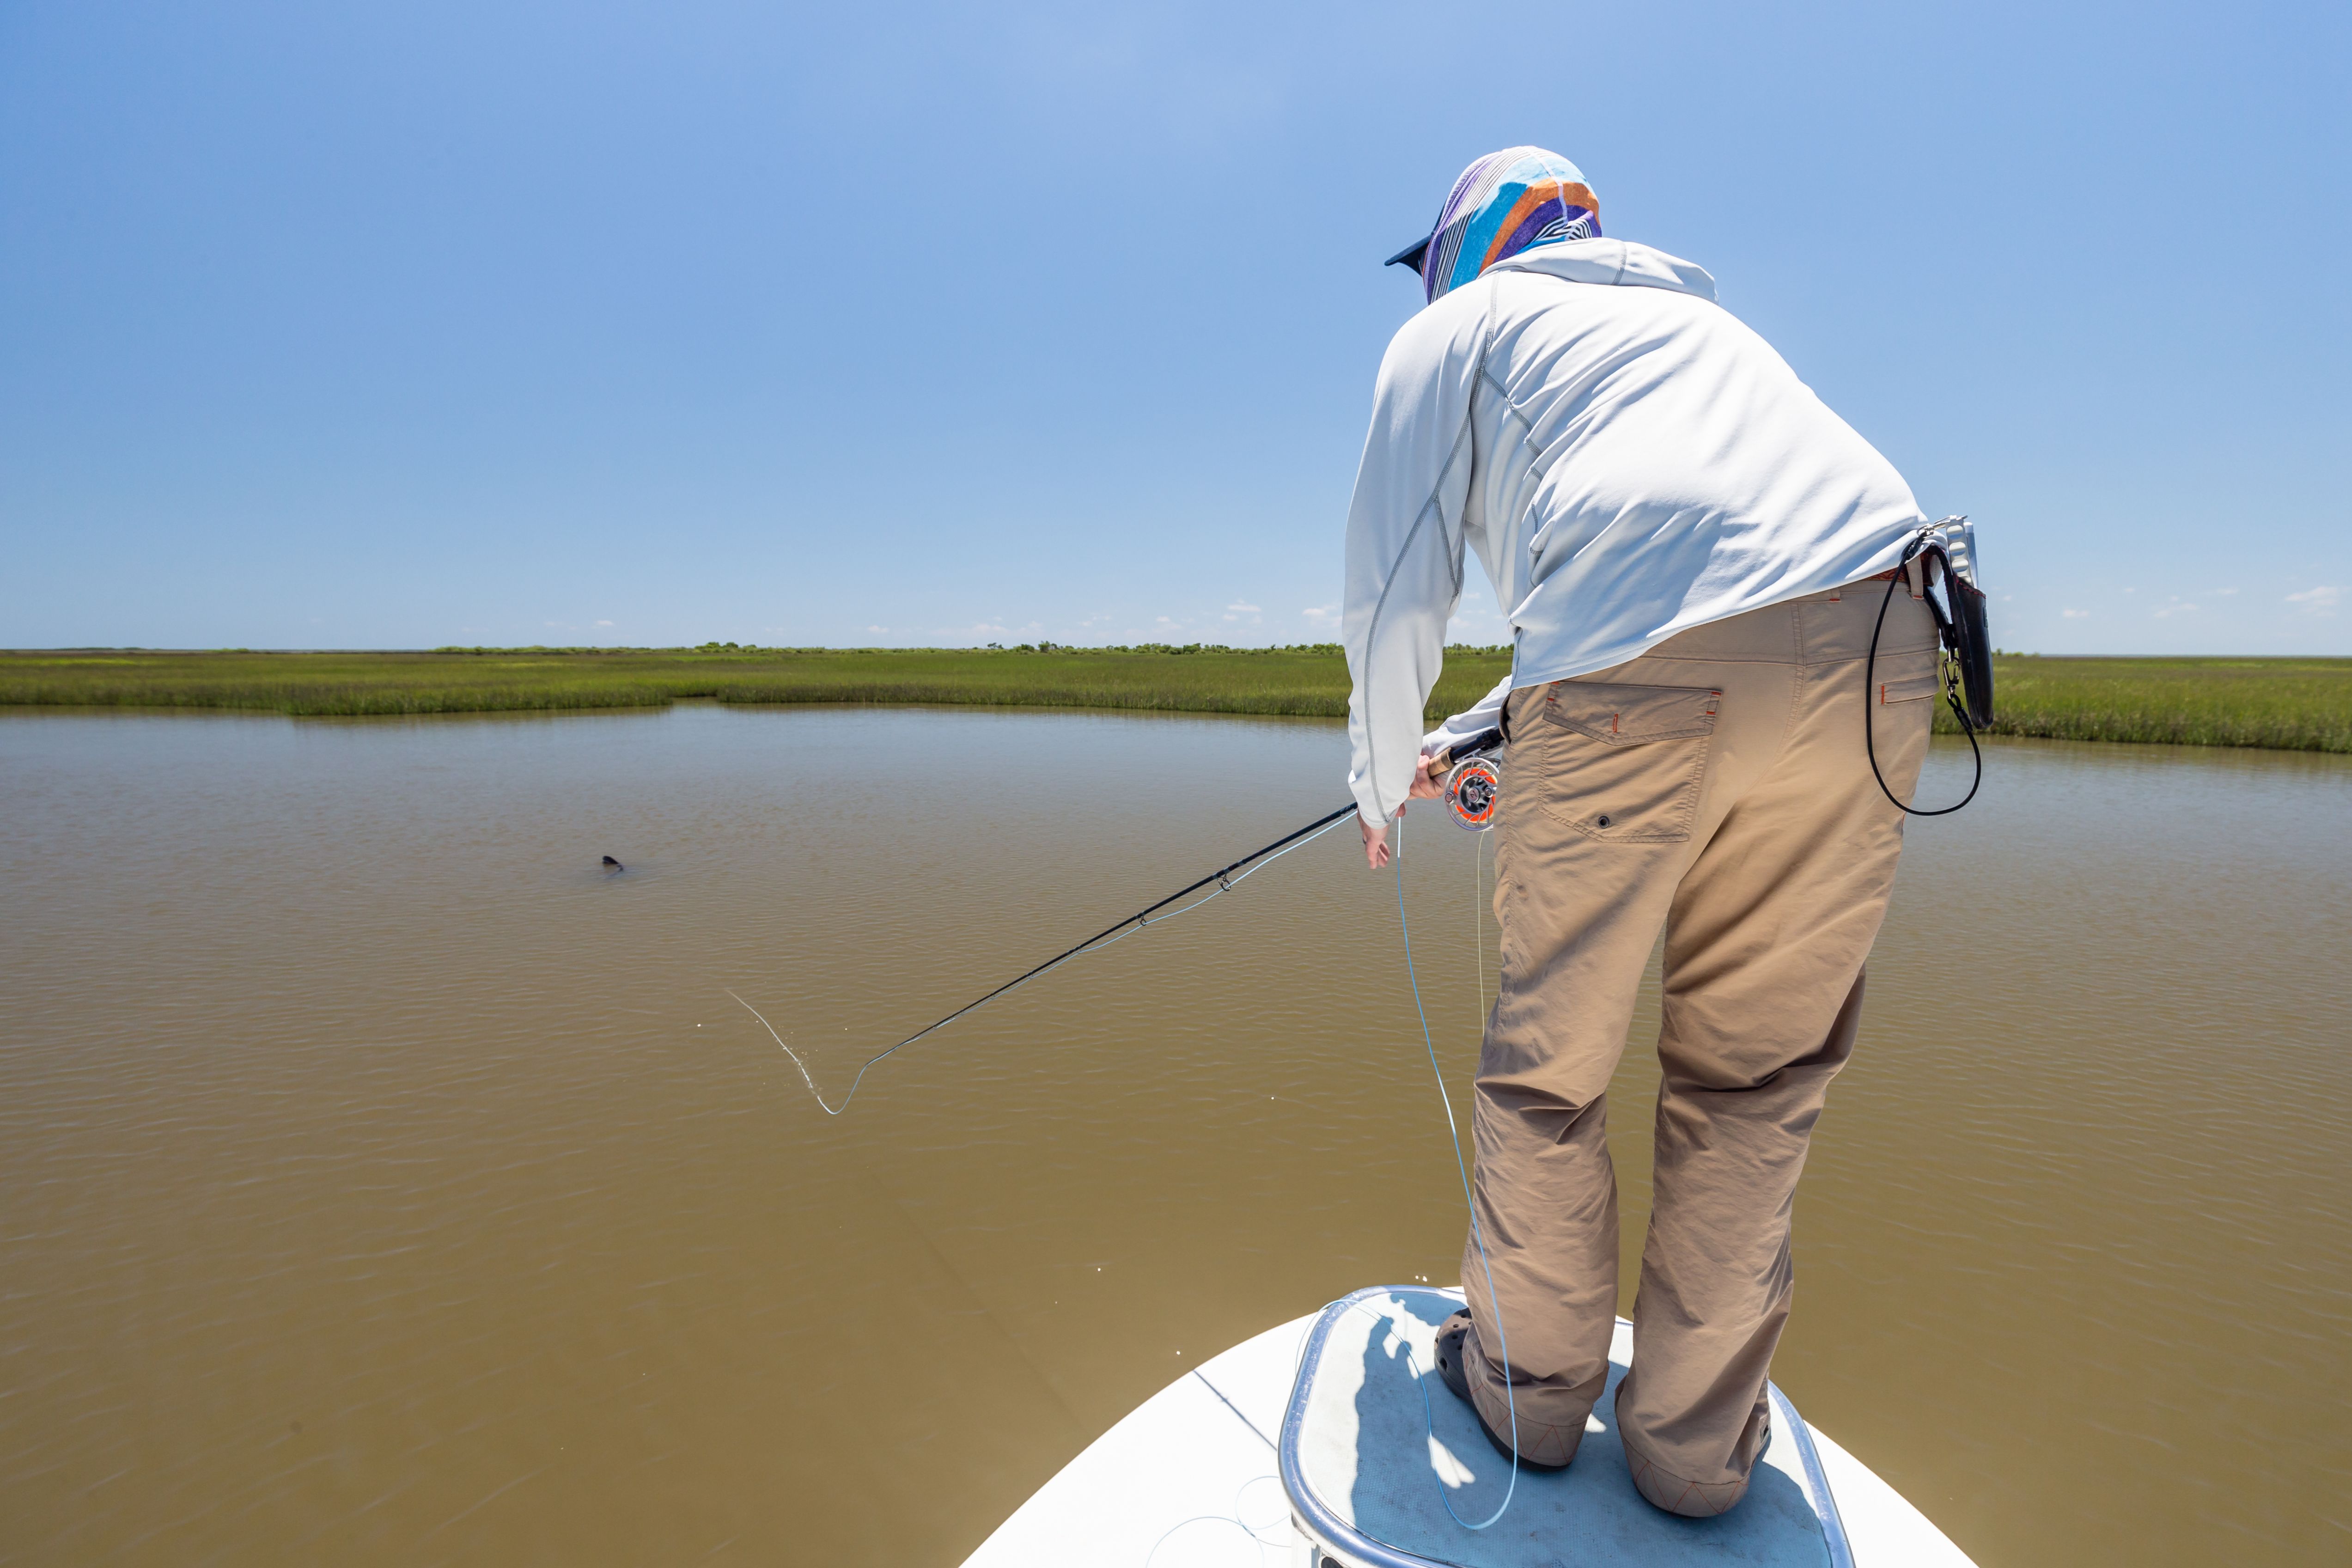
[1344,147,1946,1518]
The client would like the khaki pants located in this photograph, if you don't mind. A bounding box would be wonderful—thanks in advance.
[1456,579,1940,1515]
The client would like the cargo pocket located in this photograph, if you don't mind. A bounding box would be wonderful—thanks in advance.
[1526,681,1721,843]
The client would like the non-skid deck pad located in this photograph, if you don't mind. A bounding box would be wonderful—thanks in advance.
[1280,1287,1849,1568]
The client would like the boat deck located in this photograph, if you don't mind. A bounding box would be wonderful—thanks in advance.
[962,1291,1975,1568]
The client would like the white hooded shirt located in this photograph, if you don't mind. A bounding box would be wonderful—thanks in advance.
[1342,238,1932,829]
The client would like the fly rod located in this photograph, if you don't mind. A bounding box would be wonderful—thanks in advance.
[734,727,1515,1113]
[731,799,1363,1114]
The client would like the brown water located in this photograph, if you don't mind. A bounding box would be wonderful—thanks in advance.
[2,705,2346,1566]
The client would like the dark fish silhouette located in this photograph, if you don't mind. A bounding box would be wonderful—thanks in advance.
[601,856,624,872]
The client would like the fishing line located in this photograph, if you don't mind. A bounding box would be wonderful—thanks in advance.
[1140,1475,1291,1566]
[1391,813,1523,1529]
[735,804,1361,1115]
[1473,828,1489,1028]
[747,772,1526,1533]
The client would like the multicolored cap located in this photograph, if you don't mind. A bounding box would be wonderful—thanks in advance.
[1385,147,1600,305]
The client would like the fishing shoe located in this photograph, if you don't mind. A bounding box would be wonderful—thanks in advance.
[1432,1310,1572,1471]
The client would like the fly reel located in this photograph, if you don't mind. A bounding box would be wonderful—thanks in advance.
[1445,754,1501,831]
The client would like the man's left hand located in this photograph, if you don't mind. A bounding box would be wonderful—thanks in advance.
[1409,750,1448,800]
[1363,751,1451,870]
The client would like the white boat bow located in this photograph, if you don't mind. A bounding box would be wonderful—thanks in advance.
[962,1287,1974,1568]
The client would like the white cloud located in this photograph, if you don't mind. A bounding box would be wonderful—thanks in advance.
[1301,603,1340,627]
[865,624,890,634]
[1223,599,1263,623]
[933,619,1047,640]
[2215,587,2239,597]
[593,619,615,627]
[2062,608,2090,619]
[2286,585,2341,614]
[2153,599,2198,619]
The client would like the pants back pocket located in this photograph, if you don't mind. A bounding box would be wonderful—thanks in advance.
[1520,681,1721,842]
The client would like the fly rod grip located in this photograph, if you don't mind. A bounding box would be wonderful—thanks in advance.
[1438,727,1506,769]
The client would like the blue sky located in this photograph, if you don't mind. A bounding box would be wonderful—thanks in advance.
[2,1,2344,653]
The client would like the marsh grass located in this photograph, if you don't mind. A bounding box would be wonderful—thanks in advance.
[1974,656,2352,752]
[5,648,2346,752]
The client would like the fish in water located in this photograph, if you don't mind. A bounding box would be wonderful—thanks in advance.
[601,856,624,872]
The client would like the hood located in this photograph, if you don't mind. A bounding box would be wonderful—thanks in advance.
[1485,238,1718,303]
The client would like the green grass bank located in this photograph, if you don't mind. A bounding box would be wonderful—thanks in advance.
[5,647,2347,753]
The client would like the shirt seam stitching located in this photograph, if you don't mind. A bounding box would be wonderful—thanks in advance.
[1360,318,1493,818]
